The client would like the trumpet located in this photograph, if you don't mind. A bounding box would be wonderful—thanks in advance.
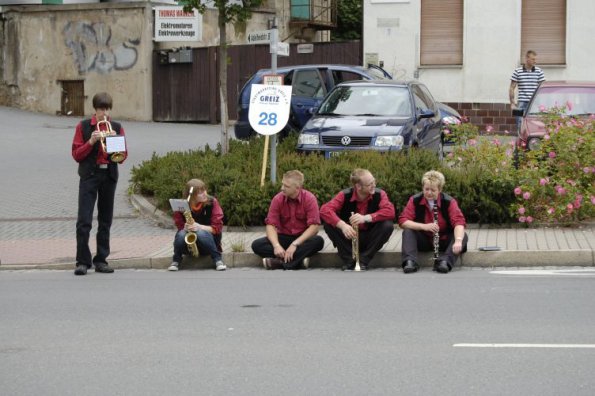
[183,187,199,257]
[96,119,125,163]
[351,212,361,271]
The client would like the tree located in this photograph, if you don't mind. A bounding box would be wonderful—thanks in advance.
[333,0,362,41]
[183,0,264,154]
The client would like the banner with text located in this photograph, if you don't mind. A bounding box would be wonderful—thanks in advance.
[154,6,201,42]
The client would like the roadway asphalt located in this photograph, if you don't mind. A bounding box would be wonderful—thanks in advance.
[0,105,593,271]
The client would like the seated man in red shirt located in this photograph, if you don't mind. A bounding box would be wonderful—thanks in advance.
[320,169,395,271]
[398,170,468,274]
[252,170,324,270]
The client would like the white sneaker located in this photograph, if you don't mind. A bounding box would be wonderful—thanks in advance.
[215,260,227,271]
[168,262,179,271]
[302,257,310,269]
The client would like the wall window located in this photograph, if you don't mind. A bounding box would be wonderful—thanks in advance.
[521,0,566,65]
[420,0,463,66]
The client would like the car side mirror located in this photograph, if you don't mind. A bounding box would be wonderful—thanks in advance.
[418,110,435,119]
[308,107,318,115]
[512,108,524,117]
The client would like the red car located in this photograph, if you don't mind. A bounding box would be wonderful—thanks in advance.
[513,81,595,150]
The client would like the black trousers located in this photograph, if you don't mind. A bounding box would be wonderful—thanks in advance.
[76,169,117,267]
[251,234,324,270]
[323,220,394,267]
[401,228,468,268]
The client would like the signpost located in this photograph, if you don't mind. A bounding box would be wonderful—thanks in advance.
[247,19,288,184]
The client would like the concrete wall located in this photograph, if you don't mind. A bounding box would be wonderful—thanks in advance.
[1,3,154,120]
[363,0,595,105]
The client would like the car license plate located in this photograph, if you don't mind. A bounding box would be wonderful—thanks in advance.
[325,151,342,159]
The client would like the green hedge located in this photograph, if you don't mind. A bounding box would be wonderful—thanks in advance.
[130,133,517,227]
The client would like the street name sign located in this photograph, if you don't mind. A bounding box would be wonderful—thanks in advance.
[270,42,290,57]
[247,30,272,44]
[248,84,292,136]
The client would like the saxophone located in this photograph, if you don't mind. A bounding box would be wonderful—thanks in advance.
[184,187,199,257]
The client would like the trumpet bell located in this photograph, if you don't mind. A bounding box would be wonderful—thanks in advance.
[110,152,125,163]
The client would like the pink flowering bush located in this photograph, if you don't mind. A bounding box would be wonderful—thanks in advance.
[512,107,595,223]
[441,121,518,223]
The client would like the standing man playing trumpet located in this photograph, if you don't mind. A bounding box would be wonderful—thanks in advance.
[71,92,127,275]
[170,179,226,271]
[320,169,395,271]
[398,170,468,274]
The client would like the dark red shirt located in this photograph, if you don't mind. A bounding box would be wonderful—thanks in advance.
[265,189,321,236]
[320,189,395,230]
[398,194,466,240]
[71,115,127,165]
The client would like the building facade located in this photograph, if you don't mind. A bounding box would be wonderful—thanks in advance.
[0,0,332,120]
[363,0,595,132]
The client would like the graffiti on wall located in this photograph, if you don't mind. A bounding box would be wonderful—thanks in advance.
[63,21,141,75]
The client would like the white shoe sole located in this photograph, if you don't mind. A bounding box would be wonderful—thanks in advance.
[168,266,179,271]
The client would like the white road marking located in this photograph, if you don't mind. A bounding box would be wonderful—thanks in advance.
[490,269,595,276]
[454,343,595,349]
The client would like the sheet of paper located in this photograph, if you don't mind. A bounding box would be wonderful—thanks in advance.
[169,199,190,213]
[106,136,126,153]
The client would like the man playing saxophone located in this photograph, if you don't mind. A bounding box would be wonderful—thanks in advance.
[398,170,468,274]
[169,179,226,271]
[320,169,395,271]
[71,92,127,276]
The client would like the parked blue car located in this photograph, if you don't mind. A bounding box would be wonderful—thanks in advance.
[296,80,450,158]
[234,64,393,140]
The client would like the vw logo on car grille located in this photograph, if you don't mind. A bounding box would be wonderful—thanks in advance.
[341,136,351,146]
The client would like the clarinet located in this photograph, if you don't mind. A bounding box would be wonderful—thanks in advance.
[432,203,440,265]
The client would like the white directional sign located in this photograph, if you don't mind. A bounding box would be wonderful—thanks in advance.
[247,29,272,44]
[271,42,290,57]
[248,84,293,136]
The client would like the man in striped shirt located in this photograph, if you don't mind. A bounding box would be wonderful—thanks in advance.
[509,50,545,131]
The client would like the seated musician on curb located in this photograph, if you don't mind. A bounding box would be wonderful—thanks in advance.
[320,169,395,271]
[72,92,128,276]
[398,170,468,274]
[252,170,324,270]
[169,179,226,271]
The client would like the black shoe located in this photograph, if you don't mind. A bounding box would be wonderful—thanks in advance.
[74,265,88,276]
[402,260,419,274]
[342,263,355,271]
[434,260,451,274]
[94,263,114,273]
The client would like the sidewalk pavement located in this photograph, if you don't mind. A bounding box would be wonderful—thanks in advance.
[1,194,593,271]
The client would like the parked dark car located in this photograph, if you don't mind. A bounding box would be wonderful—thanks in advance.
[234,64,393,140]
[513,80,595,150]
[296,80,446,158]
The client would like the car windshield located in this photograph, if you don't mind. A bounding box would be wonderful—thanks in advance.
[365,67,391,80]
[528,87,595,116]
[318,86,411,117]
